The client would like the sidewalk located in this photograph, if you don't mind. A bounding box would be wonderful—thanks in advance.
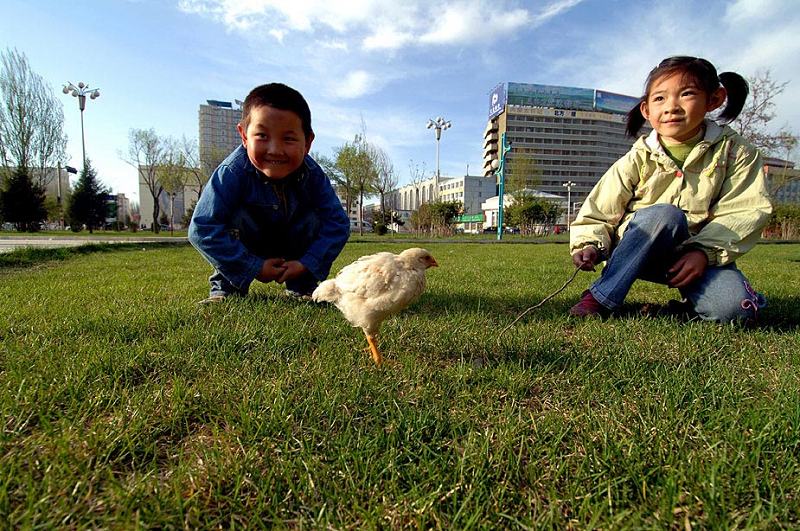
[0,235,187,253]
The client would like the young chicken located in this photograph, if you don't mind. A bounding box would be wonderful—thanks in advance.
[312,248,438,365]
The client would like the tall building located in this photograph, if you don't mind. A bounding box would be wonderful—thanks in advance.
[199,99,242,176]
[483,82,641,209]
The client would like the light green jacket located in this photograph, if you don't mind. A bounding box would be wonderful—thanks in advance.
[570,120,772,266]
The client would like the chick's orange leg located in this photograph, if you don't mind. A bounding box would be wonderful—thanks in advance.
[364,331,382,366]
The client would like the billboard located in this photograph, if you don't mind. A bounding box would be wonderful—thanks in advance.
[507,82,594,111]
[488,83,507,119]
[594,90,640,115]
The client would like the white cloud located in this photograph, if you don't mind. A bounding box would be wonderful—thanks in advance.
[178,0,583,50]
[363,27,414,51]
[269,29,285,43]
[320,40,349,51]
[724,0,784,24]
[533,0,585,25]
[331,70,374,99]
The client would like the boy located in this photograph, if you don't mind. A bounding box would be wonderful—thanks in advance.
[189,83,350,303]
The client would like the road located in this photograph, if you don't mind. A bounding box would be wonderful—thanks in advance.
[0,235,187,253]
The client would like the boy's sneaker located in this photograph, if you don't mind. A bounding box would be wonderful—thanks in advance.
[197,294,227,305]
[569,290,610,317]
[284,289,314,302]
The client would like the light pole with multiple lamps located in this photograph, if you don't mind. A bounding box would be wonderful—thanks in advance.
[562,180,575,230]
[426,116,451,201]
[62,81,100,170]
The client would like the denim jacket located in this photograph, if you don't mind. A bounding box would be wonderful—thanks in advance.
[189,145,350,290]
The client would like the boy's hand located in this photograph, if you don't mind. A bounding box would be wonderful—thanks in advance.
[667,250,708,288]
[276,260,308,284]
[256,258,287,283]
[572,245,599,271]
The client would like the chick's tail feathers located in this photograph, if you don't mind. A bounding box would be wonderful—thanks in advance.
[312,279,340,303]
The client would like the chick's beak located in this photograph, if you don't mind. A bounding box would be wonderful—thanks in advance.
[429,257,439,268]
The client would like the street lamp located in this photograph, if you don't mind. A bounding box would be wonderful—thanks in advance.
[562,180,575,230]
[492,133,512,241]
[62,81,100,170]
[426,116,451,201]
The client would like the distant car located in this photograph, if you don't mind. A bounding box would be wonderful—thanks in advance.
[349,220,373,233]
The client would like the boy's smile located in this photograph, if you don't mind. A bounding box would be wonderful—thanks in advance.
[238,105,314,179]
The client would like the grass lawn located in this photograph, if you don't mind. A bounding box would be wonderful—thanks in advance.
[1,242,799,528]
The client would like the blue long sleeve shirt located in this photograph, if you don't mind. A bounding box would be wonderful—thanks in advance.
[189,146,350,290]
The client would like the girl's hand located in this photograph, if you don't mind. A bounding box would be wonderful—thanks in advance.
[256,258,287,282]
[667,250,708,288]
[276,260,308,284]
[572,245,599,271]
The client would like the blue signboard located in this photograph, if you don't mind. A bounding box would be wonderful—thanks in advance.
[488,83,507,119]
[594,90,640,115]
[507,82,595,111]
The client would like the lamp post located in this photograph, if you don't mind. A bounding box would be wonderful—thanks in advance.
[426,116,451,201]
[493,133,512,241]
[562,180,575,230]
[57,165,78,229]
[62,81,100,170]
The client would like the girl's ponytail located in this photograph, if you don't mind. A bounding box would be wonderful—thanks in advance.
[717,71,749,123]
[625,100,647,137]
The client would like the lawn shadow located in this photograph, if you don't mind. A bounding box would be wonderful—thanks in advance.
[757,295,800,332]
[415,288,577,321]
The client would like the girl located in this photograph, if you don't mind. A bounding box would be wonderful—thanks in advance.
[568,56,772,322]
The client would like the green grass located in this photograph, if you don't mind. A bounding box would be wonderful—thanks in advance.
[1,242,799,528]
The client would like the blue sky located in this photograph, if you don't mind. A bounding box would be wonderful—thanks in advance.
[2,0,798,204]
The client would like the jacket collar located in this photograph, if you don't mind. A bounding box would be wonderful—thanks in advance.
[641,119,728,154]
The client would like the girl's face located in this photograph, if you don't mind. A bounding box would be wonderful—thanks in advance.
[640,72,726,143]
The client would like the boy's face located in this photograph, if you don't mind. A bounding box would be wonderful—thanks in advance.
[237,105,314,180]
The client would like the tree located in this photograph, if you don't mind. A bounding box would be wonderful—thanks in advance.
[200,145,229,187]
[67,159,107,233]
[0,167,46,231]
[124,128,163,233]
[371,145,397,219]
[409,200,461,236]
[505,154,541,196]
[505,195,563,236]
[0,48,68,185]
[335,135,377,235]
[732,70,797,157]
[158,137,189,235]
[179,136,208,205]
[767,134,799,197]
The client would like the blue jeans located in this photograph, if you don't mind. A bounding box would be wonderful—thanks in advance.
[589,204,766,323]
[209,206,321,297]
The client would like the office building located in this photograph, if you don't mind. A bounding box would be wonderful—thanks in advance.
[199,99,242,176]
[483,82,641,208]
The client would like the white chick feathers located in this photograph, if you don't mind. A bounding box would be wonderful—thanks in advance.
[312,248,438,365]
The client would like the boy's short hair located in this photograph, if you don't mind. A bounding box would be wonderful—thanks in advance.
[240,83,313,137]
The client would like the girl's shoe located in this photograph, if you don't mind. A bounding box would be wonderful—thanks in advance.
[569,290,610,317]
